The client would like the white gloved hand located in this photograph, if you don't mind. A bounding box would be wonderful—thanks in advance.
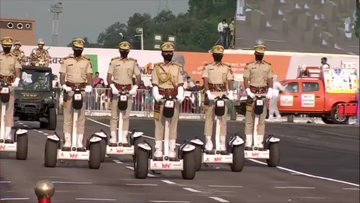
[246,88,255,99]
[227,90,235,100]
[85,85,92,93]
[206,90,215,100]
[176,86,185,103]
[129,85,138,95]
[62,84,72,92]
[110,84,119,95]
[12,77,20,87]
[266,88,273,99]
[152,86,163,102]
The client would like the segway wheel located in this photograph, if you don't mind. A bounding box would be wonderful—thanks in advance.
[44,139,58,167]
[181,151,196,180]
[193,145,203,171]
[134,147,149,179]
[47,107,57,130]
[16,133,28,160]
[267,142,280,167]
[230,145,245,172]
[100,138,106,162]
[89,142,101,169]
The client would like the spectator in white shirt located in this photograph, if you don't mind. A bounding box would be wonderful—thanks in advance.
[217,19,228,46]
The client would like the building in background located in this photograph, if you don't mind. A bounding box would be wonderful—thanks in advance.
[0,18,36,45]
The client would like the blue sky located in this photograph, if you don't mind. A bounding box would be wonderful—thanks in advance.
[1,0,189,46]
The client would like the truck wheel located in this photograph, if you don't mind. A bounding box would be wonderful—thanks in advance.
[181,151,196,180]
[16,133,28,160]
[44,139,58,167]
[134,148,149,179]
[267,142,280,167]
[89,142,101,169]
[47,107,57,130]
[100,138,106,162]
[321,116,333,124]
[230,145,245,172]
[193,145,203,171]
[330,105,349,124]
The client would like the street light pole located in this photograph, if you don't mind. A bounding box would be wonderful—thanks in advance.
[135,27,144,50]
[50,1,63,46]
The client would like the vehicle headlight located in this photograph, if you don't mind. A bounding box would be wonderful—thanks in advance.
[43,96,53,103]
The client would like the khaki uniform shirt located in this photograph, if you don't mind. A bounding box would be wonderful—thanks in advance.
[108,57,140,85]
[202,62,234,96]
[152,62,183,89]
[243,61,273,87]
[0,52,22,76]
[11,49,26,66]
[59,55,93,83]
[30,48,51,67]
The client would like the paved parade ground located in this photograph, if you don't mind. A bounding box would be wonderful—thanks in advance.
[1,116,359,202]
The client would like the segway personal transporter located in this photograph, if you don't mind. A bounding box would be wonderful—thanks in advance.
[44,88,102,169]
[191,95,245,172]
[134,95,197,179]
[0,81,28,160]
[95,91,144,162]
[244,95,280,167]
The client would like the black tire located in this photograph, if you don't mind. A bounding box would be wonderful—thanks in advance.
[44,139,58,167]
[330,105,349,124]
[47,107,57,130]
[16,133,28,160]
[89,142,101,169]
[230,145,245,172]
[134,148,149,179]
[193,145,203,171]
[181,151,196,180]
[100,138,107,162]
[40,121,47,129]
[267,142,280,167]
[321,116,334,124]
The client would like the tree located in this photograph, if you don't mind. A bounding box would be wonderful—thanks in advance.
[97,22,128,48]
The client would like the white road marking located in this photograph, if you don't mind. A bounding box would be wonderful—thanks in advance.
[124,166,155,177]
[126,183,158,186]
[52,181,93,185]
[75,198,117,201]
[208,185,243,188]
[162,180,176,185]
[89,118,360,187]
[183,187,201,193]
[343,187,360,191]
[249,159,360,187]
[0,198,30,201]
[113,159,123,164]
[0,180,11,184]
[149,201,190,203]
[275,186,315,189]
[209,196,229,203]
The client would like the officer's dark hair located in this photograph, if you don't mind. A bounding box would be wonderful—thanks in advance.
[321,57,327,61]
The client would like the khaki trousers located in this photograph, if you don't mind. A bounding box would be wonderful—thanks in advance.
[245,98,268,135]
[204,101,228,137]
[154,102,180,141]
[63,92,86,135]
[0,87,15,128]
[110,96,132,132]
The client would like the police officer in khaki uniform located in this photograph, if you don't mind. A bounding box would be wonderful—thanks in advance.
[151,42,184,159]
[11,40,26,66]
[30,39,51,67]
[59,38,93,149]
[107,41,141,145]
[0,37,21,142]
[243,41,273,149]
[202,45,234,152]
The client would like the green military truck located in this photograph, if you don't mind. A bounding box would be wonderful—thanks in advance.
[14,66,57,130]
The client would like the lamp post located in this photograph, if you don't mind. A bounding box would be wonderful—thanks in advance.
[135,27,144,50]
[50,1,63,46]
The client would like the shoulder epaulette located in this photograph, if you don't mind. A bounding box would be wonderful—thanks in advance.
[246,61,255,65]
[263,60,271,65]
[128,57,137,61]
[111,56,121,61]
[153,62,163,67]
[82,56,91,61]
[63,54,73,60]
[222,63,231,67]
[172,62,183,67]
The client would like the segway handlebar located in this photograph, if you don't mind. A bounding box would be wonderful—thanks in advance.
[214,94,229,100]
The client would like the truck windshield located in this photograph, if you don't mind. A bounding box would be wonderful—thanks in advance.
[18,69,51,91]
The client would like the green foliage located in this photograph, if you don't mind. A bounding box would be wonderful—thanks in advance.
[96,0,236,52]
[355,9,360,38]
